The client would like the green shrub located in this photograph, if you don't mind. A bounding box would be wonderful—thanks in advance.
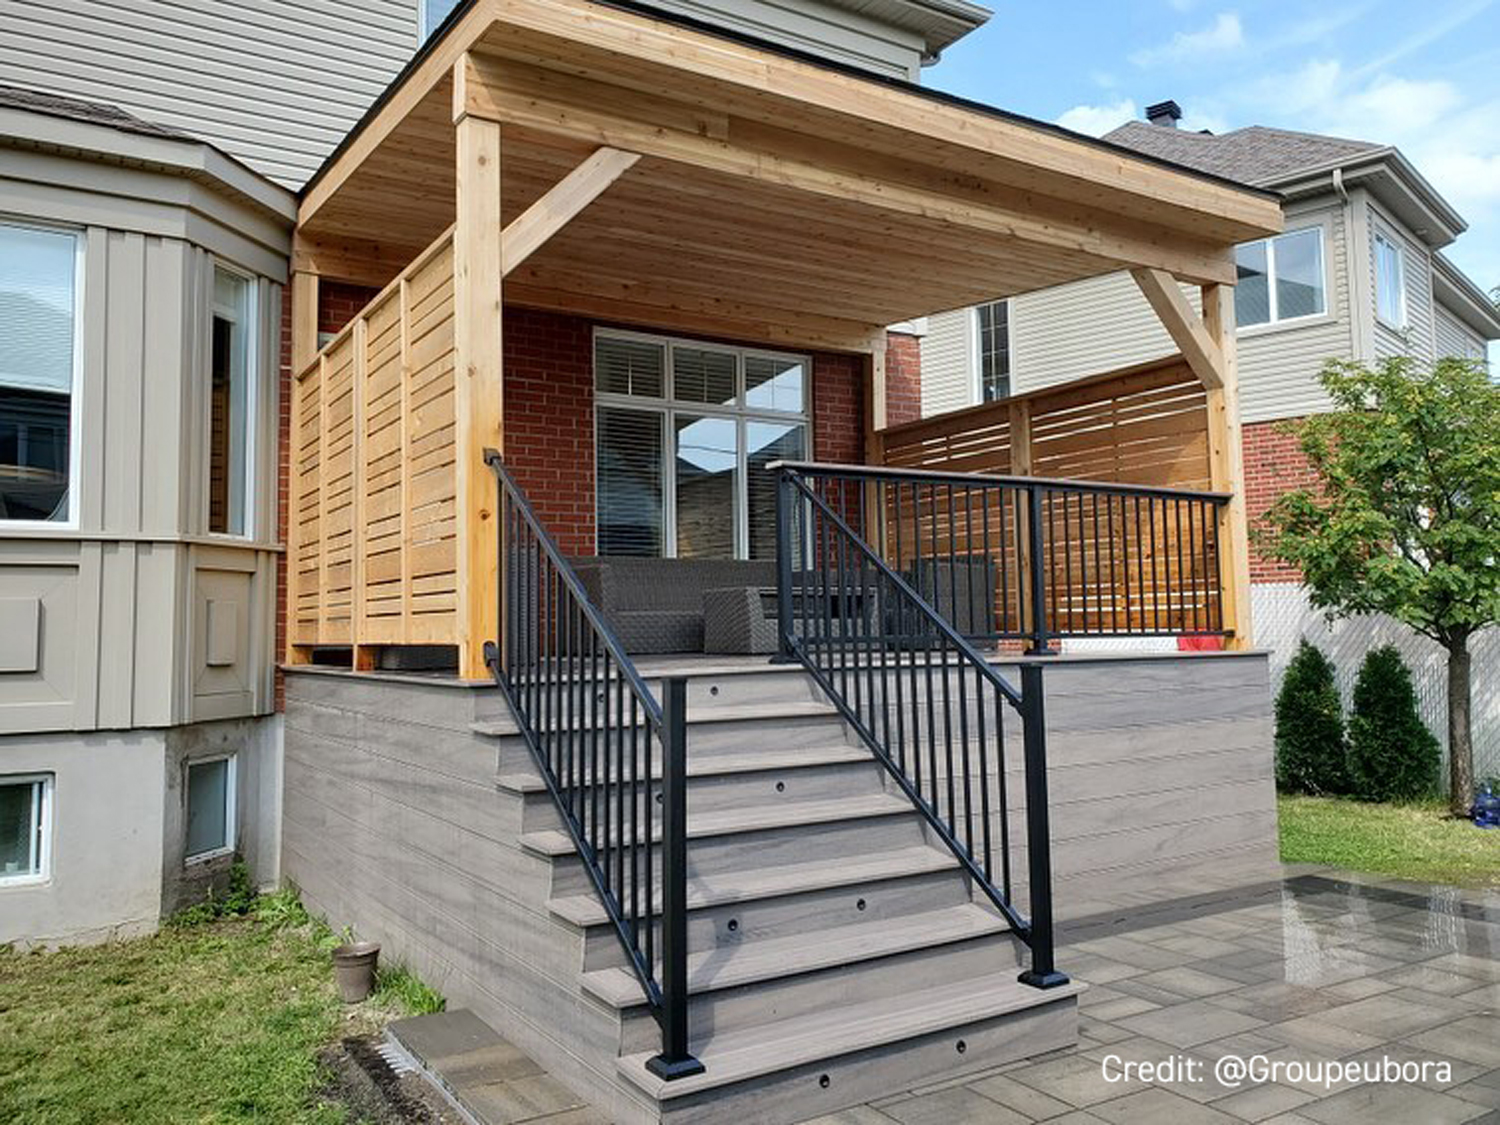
[1275,640,1348,795]
[1348,645,1440,801]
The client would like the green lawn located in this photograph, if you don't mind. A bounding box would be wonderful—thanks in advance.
[1279,795,1500,887]
[0,889,440,1124]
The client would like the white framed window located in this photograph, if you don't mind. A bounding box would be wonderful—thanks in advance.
[1,774,52,886]
[593,330,810,561]
[974,300,1011,402]
[185,755,236,862]
[1374,231,1407,329]
[418,0,462,40]
[209,266,256,538]
[0,220,84,526]
[1234,226,1326,328]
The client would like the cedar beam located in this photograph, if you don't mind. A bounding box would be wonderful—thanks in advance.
[453,75,505,680]
[1201,283,1252,648]
[503,147,641,273]
[1131,267,1224,390]
[291,268,320,373]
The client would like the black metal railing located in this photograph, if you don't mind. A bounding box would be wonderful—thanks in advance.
[774,463,1069,990]
[777,462,1231,654]
[483,451,702,1080]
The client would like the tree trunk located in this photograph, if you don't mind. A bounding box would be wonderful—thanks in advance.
[1447,638,1474,818]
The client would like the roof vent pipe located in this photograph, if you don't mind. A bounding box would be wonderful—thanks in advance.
[1146,99,1183,128]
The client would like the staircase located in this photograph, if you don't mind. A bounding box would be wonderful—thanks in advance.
[477,660,1081,1124]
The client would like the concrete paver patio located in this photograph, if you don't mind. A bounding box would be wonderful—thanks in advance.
[808,867,1500,1125]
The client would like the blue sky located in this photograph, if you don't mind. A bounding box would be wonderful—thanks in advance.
[923,0,1500,334]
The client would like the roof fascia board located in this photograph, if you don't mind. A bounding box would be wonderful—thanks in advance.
[1267,148,1464,247]
[0,106,295,223]
[1433,255,1500,340]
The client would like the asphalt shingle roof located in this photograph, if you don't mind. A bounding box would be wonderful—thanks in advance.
[0,84,193,142]
[1103,120,1383,187]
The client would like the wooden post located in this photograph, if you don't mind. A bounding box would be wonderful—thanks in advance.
[1201,284,1252,648]
[291,268,320,373]
[862,330,887,550]
[453,60,505,680]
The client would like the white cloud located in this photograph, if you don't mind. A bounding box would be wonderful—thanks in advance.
[1055,98,1137,137]
[1131,12,1244,67]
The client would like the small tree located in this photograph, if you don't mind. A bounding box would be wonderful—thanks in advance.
[1262,357,1500,815]
[1347,646,1440,801]
[1274,640,1348,794]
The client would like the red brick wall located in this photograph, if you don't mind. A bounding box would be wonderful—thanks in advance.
[1244,418,1317,582]
[812,351,864,463]
[885,331,922,427]
[502,308,597,556]
[318,282,380,337]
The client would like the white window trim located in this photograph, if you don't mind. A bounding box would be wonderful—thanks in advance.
[0,773,53,887]
[592,327,812,560]
[184,753,237,864]
[1234,225,1330,334]
[207,263,258,542]
[970,300,1011,405]
[0,217,86,532]
[1373,230,1409,331]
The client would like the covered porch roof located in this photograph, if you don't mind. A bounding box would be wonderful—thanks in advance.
[294,0,1281,351]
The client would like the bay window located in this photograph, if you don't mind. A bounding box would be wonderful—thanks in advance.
[1374,232,1407,328]
[0,222,80,523]
[594,332,809,560]
[209,267,255,537]
[1234,226,1326,328]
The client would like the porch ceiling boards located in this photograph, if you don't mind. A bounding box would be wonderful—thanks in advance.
[294,0,1282,350]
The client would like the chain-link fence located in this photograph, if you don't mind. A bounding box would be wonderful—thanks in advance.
[1253,583,1500,785]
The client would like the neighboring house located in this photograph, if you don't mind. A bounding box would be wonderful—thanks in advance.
[0,86,293,944]
[921,101,1500,776]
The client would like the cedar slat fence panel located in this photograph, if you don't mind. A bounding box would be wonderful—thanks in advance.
[877,356,1226,640]
[288,227,459,660]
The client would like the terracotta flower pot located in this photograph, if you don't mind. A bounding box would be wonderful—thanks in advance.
[332,941,380,1002]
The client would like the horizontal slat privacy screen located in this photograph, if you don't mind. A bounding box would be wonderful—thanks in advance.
[290,228,459,653]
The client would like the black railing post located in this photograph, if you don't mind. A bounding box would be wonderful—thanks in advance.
[647,676,704,1080]
[1017,663,1068,990]
[772,467,797,663]
[1026,486,1055,655]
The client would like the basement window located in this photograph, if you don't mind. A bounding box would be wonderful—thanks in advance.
[186,756,236,862]
[1234,227,1325,328]
[0,775,51,885]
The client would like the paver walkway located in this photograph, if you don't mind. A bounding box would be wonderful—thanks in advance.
[815,866,1500,1125]
[393,867,1500,1124]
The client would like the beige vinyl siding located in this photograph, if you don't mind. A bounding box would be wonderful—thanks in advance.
[918,307,975,416]
[1434,305,1487,360]
[1010,272,1187,395]
[640,0,927,78]
[1234,203,1352,423]
[0,0,419,188]
[1370,205,1436,364]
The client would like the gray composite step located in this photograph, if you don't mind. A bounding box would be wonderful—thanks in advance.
[495,741,873,794]
[547,844,960,927]
[580,903,1011,1008]
[617,969,1084,1099]
[517,791,914,857]
[470,698,839,739]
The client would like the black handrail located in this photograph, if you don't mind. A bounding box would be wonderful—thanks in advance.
[483,451,703,1080]
[773,460,1231,653]
[775,466,1068,989]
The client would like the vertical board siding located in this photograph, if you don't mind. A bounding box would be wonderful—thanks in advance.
[291,229,458,651]
[0,0,419,188]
